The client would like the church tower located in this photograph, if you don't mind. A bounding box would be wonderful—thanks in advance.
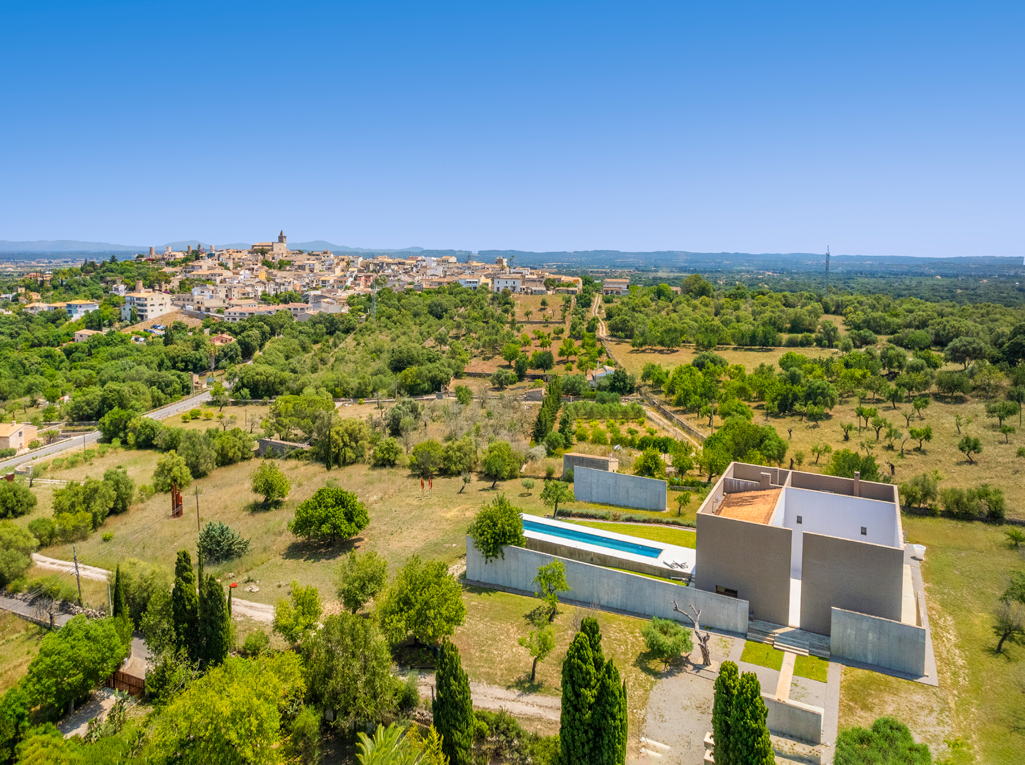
[278,230,287,245]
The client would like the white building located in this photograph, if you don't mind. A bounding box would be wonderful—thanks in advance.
[121,287,172,323]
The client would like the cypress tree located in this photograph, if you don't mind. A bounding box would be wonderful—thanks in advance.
[111,564,132,646]
[198,574,231,669]
[712,660,740,765]
[558,410,574,445]
[171,549,199,662]
[730,671,774,765]
[619,678,628,765]
[580,616,605,672]
[592,659,627,765]
[531,376,563,442]
[559,632,597,765]
[433,641,474,765]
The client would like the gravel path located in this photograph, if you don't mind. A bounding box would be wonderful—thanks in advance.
[31,553,274,623]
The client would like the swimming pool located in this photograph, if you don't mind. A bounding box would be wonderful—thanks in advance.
[522,519,663,559]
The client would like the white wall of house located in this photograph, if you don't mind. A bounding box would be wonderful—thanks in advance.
[780,488,900,577]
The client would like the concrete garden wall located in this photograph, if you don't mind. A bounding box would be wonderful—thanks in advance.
[763,696,823,744]
[830,607,927,676]
[573,466,668,511]
[466,538,748,634]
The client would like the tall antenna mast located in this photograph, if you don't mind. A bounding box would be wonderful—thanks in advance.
[825,246,831,295]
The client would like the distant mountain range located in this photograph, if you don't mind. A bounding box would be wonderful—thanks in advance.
[0,239,425,255]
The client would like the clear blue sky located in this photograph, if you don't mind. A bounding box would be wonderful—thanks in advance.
[1,1,1022,257]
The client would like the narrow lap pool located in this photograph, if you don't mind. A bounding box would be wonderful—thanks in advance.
[522,519,663,559]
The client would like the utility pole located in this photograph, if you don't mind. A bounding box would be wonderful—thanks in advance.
[72,545,83,606]
[825,245,831,296]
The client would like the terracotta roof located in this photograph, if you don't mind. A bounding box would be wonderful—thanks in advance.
[715,489,781,525]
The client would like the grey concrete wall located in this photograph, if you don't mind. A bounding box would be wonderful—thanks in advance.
[695,512,792,626]
[466,538,748,634]
[563,452,619,474]
[574,466,667,511]
[257,438,310,457]
[831,607,927,676]
[525,537,684,580]
[800,533,904,636]
[763,696,823,745]
[788,470,896,502]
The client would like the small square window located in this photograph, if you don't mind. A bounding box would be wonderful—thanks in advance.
[861,526,867,536]
[796,516,803,525]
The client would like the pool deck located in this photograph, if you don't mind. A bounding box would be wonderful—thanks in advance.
[523,514,696,577]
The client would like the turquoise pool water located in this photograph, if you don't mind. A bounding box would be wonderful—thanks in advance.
[522,519,663,559]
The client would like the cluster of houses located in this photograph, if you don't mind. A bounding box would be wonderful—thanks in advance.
[130,232,587,323]
[10,234,599,330]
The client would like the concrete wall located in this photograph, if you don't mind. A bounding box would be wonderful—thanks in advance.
[788,470,896,502]
[782,489,900,576]
[563,452,619,474]
[574,466,667,511]
[763,696,823,745]
[466,538,748,634]
[695,512,792,626]
[800,533,904,635]
[831,607,927,676]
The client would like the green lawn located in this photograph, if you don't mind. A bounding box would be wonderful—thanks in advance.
[570,520,696,549]
[741,640,783,671]
[740,640,828,683]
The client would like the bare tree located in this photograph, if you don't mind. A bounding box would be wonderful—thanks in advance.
[673,601,711,666]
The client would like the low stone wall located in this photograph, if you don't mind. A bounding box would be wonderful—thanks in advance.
[257,438,311,457]
[830,607,927,677]
[466,538,748,634]
[562,452,619,474]
[574,466,668,511]
[763,696,823,745]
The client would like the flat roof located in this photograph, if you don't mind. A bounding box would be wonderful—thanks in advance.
[714,488,781,525]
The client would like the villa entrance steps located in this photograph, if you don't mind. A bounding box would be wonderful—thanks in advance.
[747,619,831,660]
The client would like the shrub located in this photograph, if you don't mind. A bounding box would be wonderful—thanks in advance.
[642,617,693,669]
[467,494,526,563]
[397,673,420,712]
[197,521,252,563]
[289,487,369,544]
[0,523,39,589]
[251,462,290,505]
[372,437,402,467]
[336,550,389,613]
[409,439,446,478]
[28,517,57,546]
[240,629,270,658]
[0,481,37,520]
[136,484,156,503]
[102,532,115,542]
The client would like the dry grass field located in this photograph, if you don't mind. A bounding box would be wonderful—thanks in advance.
[0,613,46,694]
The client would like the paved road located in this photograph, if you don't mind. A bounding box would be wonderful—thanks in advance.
[0,391,213,473]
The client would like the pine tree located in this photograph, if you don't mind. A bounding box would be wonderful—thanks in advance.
[730,672,774,765]
[433,641,474,765]
[171,549,199,662]
[592,659,627,765]
[111,564,132,646]
[712,660,740,765]
[559,632,598,765]
[198,574,231,669]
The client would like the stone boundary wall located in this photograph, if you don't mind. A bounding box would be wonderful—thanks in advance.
[763,696,824,745]
[574,466,668,511]
[830,607,927,677]
[562,452,619,474]
[466,537,748,634]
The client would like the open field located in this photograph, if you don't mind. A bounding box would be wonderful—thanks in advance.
[605,338,839,379]
[455,586,658,744]
[0,613,46,694]
[838,517,1025,763]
